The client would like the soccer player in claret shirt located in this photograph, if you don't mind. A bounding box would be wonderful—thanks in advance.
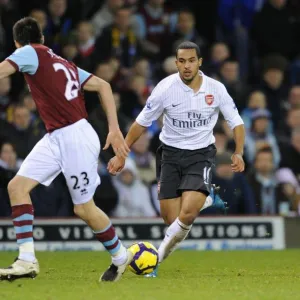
[0,17,133,282]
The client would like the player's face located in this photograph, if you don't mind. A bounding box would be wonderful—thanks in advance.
[176,49,202,84]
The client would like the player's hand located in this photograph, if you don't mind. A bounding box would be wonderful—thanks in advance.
[231,153,245,172]
[103,129,130,159]
[107,156,125,175]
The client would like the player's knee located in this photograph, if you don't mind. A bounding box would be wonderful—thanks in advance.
[161,213,176,225]
[73,200,95,220]
[73,204,86,219]
[7,177,26,199]
[178,209,198,226]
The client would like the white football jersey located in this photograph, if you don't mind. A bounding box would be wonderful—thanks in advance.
[136,71,244,150]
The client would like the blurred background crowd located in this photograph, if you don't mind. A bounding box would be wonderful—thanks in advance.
[0,0,300,218]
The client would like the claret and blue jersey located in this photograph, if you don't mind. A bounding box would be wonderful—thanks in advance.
[5,44,93,132]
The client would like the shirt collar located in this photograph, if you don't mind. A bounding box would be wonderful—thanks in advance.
[176,70,206,94]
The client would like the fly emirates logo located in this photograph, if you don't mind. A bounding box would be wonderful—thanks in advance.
[172,112,212,129]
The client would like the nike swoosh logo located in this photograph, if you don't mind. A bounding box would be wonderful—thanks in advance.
[172,104,180,107]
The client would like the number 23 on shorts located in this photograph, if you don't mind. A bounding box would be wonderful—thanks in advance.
[70,172,90,190]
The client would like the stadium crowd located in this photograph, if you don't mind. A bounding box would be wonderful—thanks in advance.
[0,0,300,217]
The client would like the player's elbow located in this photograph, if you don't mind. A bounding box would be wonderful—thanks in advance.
[97,77,112,93]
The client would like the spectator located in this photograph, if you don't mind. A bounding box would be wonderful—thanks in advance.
[0,140,23,217]
[0,77,11,118]
[93,159,119,216]
[132,57,154,85]
[29,9,47,32]
[277,108,300,143]
[258,54,289,128]
[160,8,207,60]
[275,168,300,215]
[120,75,150,119]
[251,0,298,60]
[130,131,156,184]
[217,0,265,80]
[286,85,300,110]
[280,127,300,181]
[162,56,178,77]
[73,21,96,72]
[214,124,232,155]
[19,90,45,133]
[112,158,157,217]
[241,90,268,132]
[30,174,74,217]
[210,151,256,215]
[149,115,163,154]
[133,0,177,57]
[218,59,249,110]
[89,91,130,163]
[0,140,22,217]
[245,108,281,167]
[203,42,230,78]
[94,5,141,71]
[91,0,124,37]
[94,61,119,84]
[0,140,22,184]
[0,104,44,159]
[0,12,6,61]
[61,37,78,61]
[44,0,72,54]
[247,147,280,214]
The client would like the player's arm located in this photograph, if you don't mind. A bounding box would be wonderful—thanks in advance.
[232,124,245,157]
[80,72,129,159]
[219,85,245,172]
[83,75,119,131]
[108,85,164,174]
[3,45,39,78]
[128,85,164,145]
[125,121,147,148]
[0,61,17,79]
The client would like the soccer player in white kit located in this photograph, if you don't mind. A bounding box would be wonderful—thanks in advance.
[108,41,246,276]
[0,17,133,282]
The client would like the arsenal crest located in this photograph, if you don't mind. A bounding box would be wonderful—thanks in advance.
[205,94,214,105]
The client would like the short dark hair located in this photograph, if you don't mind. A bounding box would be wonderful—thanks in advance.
[176,41,201,58]
[13,17,43,46]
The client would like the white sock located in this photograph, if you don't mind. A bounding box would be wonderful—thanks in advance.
[200,195,213,211]
[158,218,192,263]
[112,243,128,266]
[19,242,36,262]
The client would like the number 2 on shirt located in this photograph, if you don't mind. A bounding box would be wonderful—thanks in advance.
[53,62,80,101]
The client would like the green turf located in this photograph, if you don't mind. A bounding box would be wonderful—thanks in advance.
[0,250,299,300]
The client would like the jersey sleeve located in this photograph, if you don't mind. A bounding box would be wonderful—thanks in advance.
[5,45,38,75]
[136,86,164,127]
[219,84,244,130]
[77,67,93,87]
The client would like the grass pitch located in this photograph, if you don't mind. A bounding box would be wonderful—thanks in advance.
[0,250,299,300]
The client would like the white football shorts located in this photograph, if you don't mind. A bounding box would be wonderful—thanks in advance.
[17,119,101,205]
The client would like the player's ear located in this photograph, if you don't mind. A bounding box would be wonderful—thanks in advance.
[41,35,45,45]
[14,40,21,49]
[198,57,203,68]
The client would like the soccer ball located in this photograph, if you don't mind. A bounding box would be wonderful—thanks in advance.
[128,242,159,275]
